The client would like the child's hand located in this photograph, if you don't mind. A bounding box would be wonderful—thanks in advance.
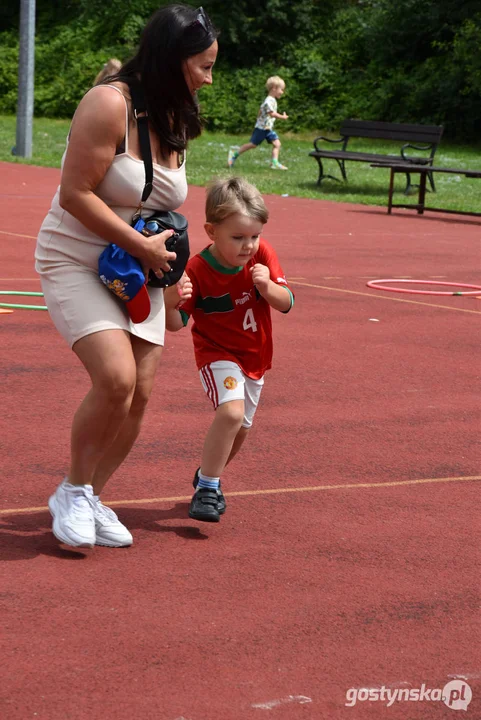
[175,272,193,309]
[281,112,288,120]
[250,263,270,293]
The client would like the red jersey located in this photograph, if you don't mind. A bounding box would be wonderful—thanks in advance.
[180,238,293,379]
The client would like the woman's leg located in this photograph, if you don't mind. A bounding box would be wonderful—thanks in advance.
[49,329,137,548]
[69,329,137,487]
[91,335,163,495]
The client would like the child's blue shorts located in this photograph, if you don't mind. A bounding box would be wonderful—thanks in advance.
[250,128,279,146]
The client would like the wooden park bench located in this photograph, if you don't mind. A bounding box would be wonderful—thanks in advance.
[309,119,444,193]
[370,162,481,217]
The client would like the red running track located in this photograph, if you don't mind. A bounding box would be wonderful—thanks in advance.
[0,162,480,719]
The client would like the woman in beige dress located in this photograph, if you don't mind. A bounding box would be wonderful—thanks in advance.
[35,5,218,549]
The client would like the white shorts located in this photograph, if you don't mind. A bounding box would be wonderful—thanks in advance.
[200,361,264,428]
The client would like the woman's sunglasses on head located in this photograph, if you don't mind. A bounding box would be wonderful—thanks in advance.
[192,6,209,32]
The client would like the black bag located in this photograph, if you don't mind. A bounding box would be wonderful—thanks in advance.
[133,210,189,288]
[128,78,190,288]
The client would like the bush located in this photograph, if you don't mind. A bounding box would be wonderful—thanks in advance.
[2,1,481,141]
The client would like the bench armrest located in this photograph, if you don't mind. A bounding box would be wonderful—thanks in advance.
[313,135,347,152]
[401,143,436,164]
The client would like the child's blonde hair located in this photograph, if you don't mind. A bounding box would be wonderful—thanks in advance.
[94,58,122,86]
[206,177,269,225]
[266,75,285,92]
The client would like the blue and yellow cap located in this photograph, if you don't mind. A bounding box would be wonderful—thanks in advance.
[98,244,151,324]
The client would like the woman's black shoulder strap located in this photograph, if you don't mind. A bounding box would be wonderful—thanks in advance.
[126,78,153,204]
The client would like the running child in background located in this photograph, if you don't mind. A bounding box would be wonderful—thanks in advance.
[164,177,294,522]
[227,76,289,170]
[93,58,122,85]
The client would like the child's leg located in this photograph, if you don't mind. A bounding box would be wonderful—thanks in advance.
[189,402,243,522]
[237,142,256,155]
[200,399,245,478]
[190,362,264,522]
[226,426,250,465]
[270,138,288,170]
[271,138,281,162]
[190,362,246,521]
[228,142,256,167]
[228,129,265,167]
[224,370,264,465]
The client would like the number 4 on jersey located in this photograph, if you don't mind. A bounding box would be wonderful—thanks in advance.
[243,308,258,332]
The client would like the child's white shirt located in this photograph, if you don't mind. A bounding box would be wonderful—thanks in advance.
[255,95,277,130]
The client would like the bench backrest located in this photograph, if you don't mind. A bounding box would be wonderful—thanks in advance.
[340,119,443,145]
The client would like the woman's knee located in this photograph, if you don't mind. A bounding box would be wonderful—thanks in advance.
[129,381,153,417]
[95,368,136,406]
[129,340,163,416]
[89,357,137,407]
[75,330,137,405]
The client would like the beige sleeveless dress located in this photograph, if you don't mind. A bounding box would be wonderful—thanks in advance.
[35,85,188,347]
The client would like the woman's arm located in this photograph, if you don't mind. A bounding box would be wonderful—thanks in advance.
[59,86,175,276]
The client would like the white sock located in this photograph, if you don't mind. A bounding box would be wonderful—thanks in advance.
[197,472,220,491]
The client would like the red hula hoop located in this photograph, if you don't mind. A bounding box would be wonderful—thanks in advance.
[366,279,481,296]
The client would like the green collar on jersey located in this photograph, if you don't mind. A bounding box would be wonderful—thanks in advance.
[200,246,243,274]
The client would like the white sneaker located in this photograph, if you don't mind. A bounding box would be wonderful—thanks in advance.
[48,479,96,548]
[227,146,239,168]
[270,160,288,170]
[92,499,133,547]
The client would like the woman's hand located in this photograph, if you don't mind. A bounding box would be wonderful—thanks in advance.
[140,228,177,279]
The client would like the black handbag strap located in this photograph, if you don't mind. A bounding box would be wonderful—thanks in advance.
[128,79,153,206]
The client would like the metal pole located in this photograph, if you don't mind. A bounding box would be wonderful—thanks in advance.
[16,0,36,158]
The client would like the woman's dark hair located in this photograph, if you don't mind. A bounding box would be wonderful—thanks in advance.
[111,4,218,155]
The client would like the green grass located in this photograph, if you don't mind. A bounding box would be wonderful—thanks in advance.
[0,115,71,168]
[2,115,481,213]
